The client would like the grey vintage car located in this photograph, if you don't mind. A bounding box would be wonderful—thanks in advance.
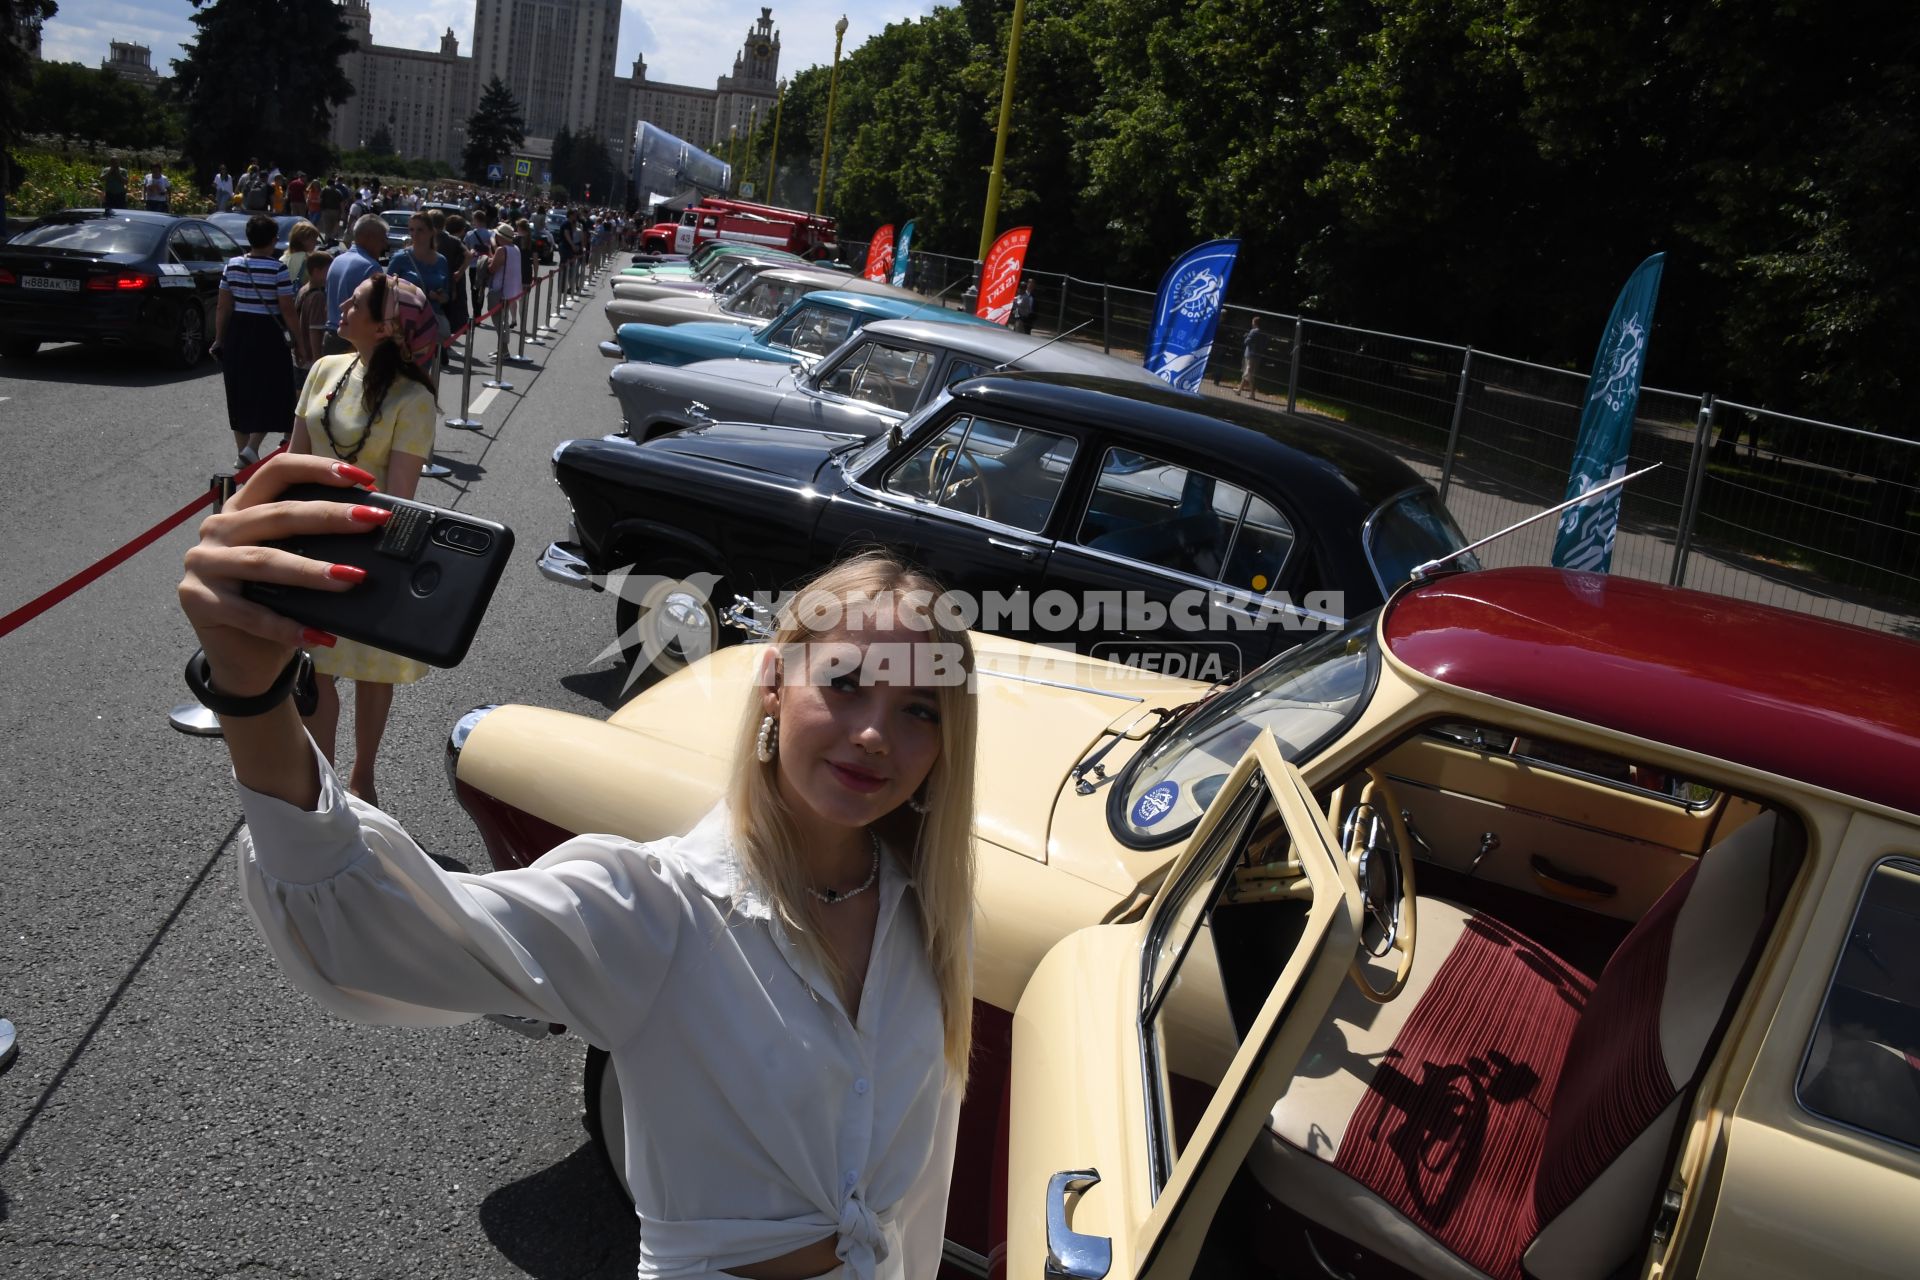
[604,265,922,334]
[606,317,1168,442]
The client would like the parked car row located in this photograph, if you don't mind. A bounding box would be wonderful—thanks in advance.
[598,289,997,369]
[605,264,921,333]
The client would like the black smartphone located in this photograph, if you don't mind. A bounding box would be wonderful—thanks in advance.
[241,484,514,667]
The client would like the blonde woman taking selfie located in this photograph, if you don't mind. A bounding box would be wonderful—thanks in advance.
[175,512,977,1280]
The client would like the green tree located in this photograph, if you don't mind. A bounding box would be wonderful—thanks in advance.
[646,0,1918,431]
[463,76,525,184]
[2,0,61,224]
[549,125,576,191]
[172,0,354,185]
[364,123,395,156]
[25,60,178,148]
[549,125,614,203]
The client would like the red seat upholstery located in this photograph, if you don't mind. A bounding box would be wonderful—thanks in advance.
[1251,813,1779,1280]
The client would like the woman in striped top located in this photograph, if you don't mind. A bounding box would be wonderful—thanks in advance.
[213,214,298,467]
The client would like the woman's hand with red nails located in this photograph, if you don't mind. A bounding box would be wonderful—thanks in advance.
[176,453,384,699]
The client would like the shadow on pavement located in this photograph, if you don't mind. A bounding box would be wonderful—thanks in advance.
[558,662,666,713]
[479,1139,636,1279]
[0,343,220,388]
[425,455,488,484]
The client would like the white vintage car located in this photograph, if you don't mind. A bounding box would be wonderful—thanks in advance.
[446,567,1920,1279]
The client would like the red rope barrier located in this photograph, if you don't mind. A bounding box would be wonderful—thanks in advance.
[0,263,576,640]
[0,449,279,641]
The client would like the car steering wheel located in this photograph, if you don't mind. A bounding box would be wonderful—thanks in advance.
[926,440,993,519]
[1326,769,1418,1002]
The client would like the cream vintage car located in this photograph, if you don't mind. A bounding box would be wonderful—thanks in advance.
[445,566,1920,1279]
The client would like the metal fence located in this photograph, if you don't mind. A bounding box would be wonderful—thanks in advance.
[848,241,1920,639]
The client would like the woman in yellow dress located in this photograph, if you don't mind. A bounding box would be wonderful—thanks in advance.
[289,273,437,807]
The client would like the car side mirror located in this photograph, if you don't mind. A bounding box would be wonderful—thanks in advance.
[887,424,904,451]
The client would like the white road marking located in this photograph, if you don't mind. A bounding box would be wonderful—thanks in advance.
[469,388,499,415]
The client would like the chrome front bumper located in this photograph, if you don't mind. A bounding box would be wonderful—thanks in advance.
[599,340,624,359]
[538,540,596,589]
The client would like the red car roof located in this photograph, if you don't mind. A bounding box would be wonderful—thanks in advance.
[1382,568,1920,814]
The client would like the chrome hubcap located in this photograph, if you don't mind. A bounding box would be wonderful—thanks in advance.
[658,590,713,659]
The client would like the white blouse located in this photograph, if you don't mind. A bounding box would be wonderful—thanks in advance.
[237,741,961,1280]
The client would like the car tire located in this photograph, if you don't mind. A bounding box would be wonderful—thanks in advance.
[611,558,729,677]
[583,1046,633,1202]
[170,305,206,369]
[0,338,39,360]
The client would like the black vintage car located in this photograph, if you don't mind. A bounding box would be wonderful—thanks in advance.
[540,373,1477,679]
[0,209,242,366]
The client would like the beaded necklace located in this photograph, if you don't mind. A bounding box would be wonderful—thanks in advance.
[316,355,374,464]
[809,830,882,905]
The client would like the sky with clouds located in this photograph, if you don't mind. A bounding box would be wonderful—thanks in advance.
[39,1,938,91]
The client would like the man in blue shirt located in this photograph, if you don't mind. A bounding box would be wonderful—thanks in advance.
[322,215,389,355]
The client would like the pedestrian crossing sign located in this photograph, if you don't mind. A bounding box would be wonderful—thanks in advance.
[486,163,504,183]
[514,158,532,178]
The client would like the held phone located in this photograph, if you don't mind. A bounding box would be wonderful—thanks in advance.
[242,484,514,667]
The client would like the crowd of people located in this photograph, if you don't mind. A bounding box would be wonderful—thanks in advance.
[199,189,621,807]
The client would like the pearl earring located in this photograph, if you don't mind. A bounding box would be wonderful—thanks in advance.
[755,714,778,763]
[908,791,931,815]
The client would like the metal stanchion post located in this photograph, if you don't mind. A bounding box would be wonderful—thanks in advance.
[446,322,482,430]
[484,303,514,391]
[526,272,548,344]
[417,332,454,477]
[541,271,559,335]
[517,291,530,360]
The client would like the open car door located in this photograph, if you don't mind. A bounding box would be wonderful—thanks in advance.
[1005,730,1362,1279]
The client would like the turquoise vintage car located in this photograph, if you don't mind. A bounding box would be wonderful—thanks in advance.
[599,289,994,368]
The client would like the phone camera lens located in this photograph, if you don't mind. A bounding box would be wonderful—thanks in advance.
[433,521,492,555]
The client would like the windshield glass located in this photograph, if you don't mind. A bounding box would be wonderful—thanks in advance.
[16,217,165,255]
[1366,489,1478,593]
[843,389,954,475]
[723,275,811,320]
[1112,616,1378,845]
[762,303,859,356]
[709,261,752,291]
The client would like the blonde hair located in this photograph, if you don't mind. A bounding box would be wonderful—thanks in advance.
[725,553,978,1079]
[287,219,321,253]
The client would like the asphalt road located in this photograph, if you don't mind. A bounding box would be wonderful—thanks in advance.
[0,266,657,1277]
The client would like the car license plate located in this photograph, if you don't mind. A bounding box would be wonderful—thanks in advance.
[22,275,79,292]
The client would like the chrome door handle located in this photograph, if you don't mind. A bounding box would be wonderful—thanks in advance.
[988,536,1039,561]
[1045,1169,1111,1279]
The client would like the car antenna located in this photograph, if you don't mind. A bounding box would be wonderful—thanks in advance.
[899,278,966,322]
[1408,462,1661,580]
[991,319,1096,372]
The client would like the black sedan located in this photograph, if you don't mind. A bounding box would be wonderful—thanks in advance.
[540,372,1477,679]
[205,212,330,256]
[0,209,241,366]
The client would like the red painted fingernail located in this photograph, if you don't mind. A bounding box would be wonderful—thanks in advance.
[327,563,368,584]
[349,504,391,525]
[302,628,338,647]
[332,463,377,487]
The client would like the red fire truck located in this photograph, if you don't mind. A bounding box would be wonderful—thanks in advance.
[638,198,837,260]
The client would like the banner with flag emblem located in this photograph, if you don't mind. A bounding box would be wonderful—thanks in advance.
[1552,253,1666,573]
[975,227,1032,324]
[1143,239,1240,392]
[890,220,916,287]
[862,225,895,282]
